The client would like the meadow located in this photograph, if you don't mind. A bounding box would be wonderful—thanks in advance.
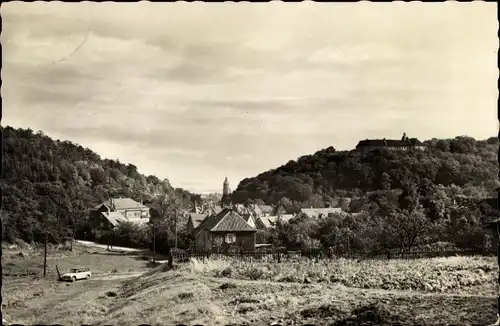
[2,244,498,325]
[190,256,497,293]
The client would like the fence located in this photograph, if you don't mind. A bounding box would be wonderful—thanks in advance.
[171,247,493,264]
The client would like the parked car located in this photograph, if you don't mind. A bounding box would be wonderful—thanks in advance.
[61,268,91,282]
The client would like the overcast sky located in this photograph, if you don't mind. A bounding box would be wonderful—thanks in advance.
[2,2,498,194]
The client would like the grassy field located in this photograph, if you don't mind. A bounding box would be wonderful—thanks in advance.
[2,244,498,325]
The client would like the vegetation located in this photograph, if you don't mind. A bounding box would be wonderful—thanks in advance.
[3,126,498,257]
[2,126,200,245]
[230,135,499,253]
[190,256,496,293]
[232,136,499,207]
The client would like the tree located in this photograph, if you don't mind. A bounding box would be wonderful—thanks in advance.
[435,139,450,152]
[387,208,430,254]
[380,172,392,191]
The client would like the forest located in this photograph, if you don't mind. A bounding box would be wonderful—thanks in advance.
[231,136,499,207]
[2,126,499,254]
[231,135,500,253]
[1,126,201,245]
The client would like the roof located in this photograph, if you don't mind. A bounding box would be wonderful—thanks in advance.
[300,208,345,218]
[93,198,149,211]
[93,203,111,210]
[234,204,252,216]
[356,138,425,148]
[201,209,256,233]
[259,205,273,213]
[189,213,208,229]
[242,215,254,223]
[211,206,223,214]
[109,198,148,210]
[258,214,295,228]
[101,211,128,227]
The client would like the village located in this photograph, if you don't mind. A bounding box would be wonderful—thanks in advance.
[89,133,428,256]
[2,2,498,325]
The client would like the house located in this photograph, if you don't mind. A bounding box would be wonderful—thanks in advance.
[256,214,295,229]
[187,213,208,236]
[259,205,273,216]
[272,202,292,215]
[234,204,252,218]
[90,197,151,229]
[298,207,345,219]
[355,133,426,153]
[192,208,257,252]
[250,204,273,218]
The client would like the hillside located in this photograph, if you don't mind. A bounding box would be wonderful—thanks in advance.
[1,126,201,244]
[231,136,499,209]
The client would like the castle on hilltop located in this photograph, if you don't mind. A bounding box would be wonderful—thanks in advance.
[355,133,427,153]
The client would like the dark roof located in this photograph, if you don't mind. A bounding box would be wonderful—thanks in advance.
[201,208,256,232]
[356,138,425,148]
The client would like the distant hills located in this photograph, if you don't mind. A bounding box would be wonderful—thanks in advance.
[1,126,201,244]
[230,136,499,210]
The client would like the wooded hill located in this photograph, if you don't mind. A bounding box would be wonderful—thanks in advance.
[1,126,201,244]
[230,136,499,252]
[231,136,499,210]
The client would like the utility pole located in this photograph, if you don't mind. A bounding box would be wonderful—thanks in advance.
[43,233,48,277]
[152,220,156,263]
[174,210,178,249]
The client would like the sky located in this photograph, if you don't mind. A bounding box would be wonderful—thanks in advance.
[2,2,498,194]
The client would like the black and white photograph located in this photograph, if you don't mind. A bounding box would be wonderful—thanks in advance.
[1,1,499,325]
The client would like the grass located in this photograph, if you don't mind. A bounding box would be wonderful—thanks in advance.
[3,245,498,325]
[188,255,497,293]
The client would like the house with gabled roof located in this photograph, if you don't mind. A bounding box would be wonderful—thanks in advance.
[192,208,257,252]
[90,197,151,230]
[187,213,208,236]
[256,214,295,229]
[298,207,346,219]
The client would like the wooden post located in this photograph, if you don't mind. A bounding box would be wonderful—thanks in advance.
[152,221,156,263]
[43,233,48,277]
[56,265,62,281]
[174,211,178,249]
[168,252,173,269]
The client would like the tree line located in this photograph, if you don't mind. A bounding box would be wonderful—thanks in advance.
[1,126,200,245]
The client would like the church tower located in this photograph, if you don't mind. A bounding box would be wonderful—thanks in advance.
[222,177,231,208]
[223,177,231,196]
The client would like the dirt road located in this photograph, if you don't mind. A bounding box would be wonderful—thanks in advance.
[74,240,143,252]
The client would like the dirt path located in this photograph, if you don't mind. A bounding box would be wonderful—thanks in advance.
[94,272,144,281]
[74,240,143,252]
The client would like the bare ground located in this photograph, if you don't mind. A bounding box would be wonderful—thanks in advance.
[2,246,498,326]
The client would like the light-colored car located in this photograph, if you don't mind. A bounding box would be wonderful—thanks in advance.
[61,268,91,282]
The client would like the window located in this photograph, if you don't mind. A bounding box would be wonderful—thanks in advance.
[225,233,236,244]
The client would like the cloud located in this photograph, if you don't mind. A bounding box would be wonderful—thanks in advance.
[1,1,497,193]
